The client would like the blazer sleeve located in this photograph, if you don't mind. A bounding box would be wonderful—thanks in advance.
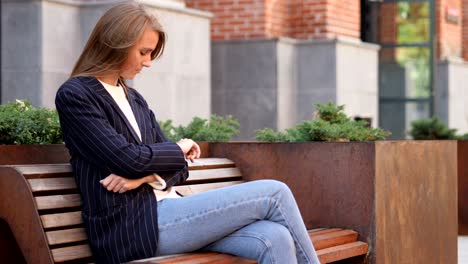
[149,109,170,143]
[55,85,187,179]
[148,106,189,186]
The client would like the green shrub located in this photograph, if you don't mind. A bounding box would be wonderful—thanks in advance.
[159,119,177,142]
[256,102,390,142]
[159,114,240,142]
[0,100,62,145]
[409,117,460,140]
[255,128,290,142]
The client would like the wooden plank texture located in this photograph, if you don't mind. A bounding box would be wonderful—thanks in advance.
[28,177,76,192]
[187,168,242,182]
[46,228,87,245]
[28,168,241,192]
[317,241,368,263]
[41,211,83,228]
[51,244,92,263]
[188,158,235,170]
[311,229,358,250]
[35,194,81,210]
[132,252,256,264]
[11,158,235,176]
[309,228,342,236]
[13,164,72,176]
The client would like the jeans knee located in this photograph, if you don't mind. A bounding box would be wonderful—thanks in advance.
[258,223,296,263]
[260,180,292,197]
[267,223,294,250]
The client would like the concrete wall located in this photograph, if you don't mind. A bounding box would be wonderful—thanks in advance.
[336,37,379,126]
[212,39,279,140]
[1,0,212,126]
[1,0,42,106]
[41,1,82,107]
[277,40,297,130]
[436,57,468,133]
[134,4,211,125]
[294,39,337,124]
[212,37,380,140]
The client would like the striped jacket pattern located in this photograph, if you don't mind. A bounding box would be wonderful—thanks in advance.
[55,76,188,263]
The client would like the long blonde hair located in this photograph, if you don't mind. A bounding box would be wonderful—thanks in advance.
[70,1,166,86]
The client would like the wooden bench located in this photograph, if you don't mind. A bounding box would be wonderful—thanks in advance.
[0,158,368,264]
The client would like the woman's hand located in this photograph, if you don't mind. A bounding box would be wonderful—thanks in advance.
[176,138,201,162]
[100,174,154,193]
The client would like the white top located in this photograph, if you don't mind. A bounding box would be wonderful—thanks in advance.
[98,80,142,141]
[98,80,180,201]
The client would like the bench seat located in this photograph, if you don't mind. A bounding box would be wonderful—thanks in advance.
[134,228,369,264]
[0,158,368,263]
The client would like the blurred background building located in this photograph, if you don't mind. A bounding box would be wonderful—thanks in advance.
[1,0,467,139]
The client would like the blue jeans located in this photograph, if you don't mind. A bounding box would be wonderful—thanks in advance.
[155,180,320,264]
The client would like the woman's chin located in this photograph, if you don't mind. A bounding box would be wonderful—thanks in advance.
[122,75,137,80]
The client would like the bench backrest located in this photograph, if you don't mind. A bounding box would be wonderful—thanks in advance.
[0,158,242,264]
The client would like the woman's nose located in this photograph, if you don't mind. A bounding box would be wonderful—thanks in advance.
[143,60,152,68]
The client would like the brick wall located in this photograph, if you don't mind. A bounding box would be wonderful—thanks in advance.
[325,0,360,39]
[378,3,398,62]
[437,0,462,59]
[185,0,361,40]
[184,0,465,60]
[463,0,468,60]
[185,0,267,40]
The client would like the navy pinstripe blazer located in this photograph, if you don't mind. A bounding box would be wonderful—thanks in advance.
[55,76,188,263]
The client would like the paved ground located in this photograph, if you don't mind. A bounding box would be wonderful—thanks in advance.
[460,236,468,264]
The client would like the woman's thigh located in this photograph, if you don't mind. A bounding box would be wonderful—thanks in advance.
[203,220,297,264]
[155,180,288,255]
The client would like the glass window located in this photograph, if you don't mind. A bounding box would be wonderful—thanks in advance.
[376,0,434,139]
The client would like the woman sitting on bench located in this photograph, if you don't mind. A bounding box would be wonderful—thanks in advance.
[55,2,320,264]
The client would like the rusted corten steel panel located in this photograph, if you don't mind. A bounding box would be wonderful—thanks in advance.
[375,140,457,264]
[0,167,54,264]
[210,142,375,263]
[0,219,25,263]
[210,141,457,264]
[0,145,70,165]
[459,140,468,235]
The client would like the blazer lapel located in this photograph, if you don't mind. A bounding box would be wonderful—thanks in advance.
[86,77,143,144]
[127,91,151,144]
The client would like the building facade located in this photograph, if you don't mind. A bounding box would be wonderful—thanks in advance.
[184,0,468,139]
[1,0,468,139]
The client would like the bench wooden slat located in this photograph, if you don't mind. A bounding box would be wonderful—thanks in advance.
[133,252,256,264]
[46,228,87,245]
[51,244,92,263]
[36,194,81,210]
[187,158,235,170]
[27,167,241,193]
[317,241,369,263]
[311,229,358,250]
[13,164,72,176]
[14,158,235,177]
[188,167,242,182]
[29,177,76,192]
[309,228,342,235]
[41,211,83,228]
[174,181,244,196]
